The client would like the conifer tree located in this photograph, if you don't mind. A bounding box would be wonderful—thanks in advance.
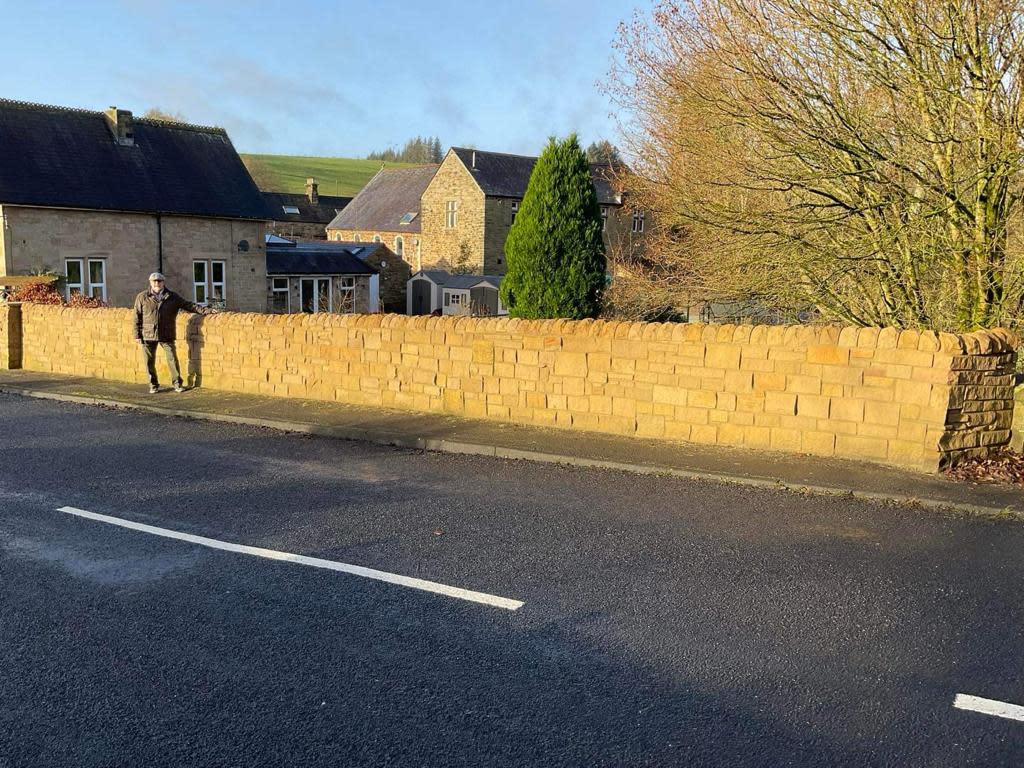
[500,135,606,318]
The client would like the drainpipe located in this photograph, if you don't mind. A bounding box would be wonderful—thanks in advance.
[156,214,164,273]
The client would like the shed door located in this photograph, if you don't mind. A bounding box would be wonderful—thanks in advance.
[470,286,499,316]
[411,279,432,315]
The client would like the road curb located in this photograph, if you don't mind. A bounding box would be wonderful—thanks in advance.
[2,385,1019,520]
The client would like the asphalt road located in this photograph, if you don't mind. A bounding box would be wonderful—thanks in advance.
[0,392,1022,767]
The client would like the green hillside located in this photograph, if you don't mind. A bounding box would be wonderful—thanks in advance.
[240,153,418,197]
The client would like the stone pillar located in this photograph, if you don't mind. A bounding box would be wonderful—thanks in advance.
[0,302,22,370]
[1012,380,1024,453]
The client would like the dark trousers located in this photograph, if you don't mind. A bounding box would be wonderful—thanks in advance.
[141,341,182,387]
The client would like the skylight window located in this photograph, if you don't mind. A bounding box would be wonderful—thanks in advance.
[399,212,418,225]
[282,205,300,215]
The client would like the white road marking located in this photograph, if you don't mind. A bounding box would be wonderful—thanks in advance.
[954,694,1024,723]
[55,506,524,611]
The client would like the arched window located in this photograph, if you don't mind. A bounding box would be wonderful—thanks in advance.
[373,234,382,244]
[395,236,404,258]
[333,233,341,241]
[353,234,361,242]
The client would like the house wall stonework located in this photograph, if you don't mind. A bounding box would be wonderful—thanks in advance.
[0,206,266,312]
[318,233,414,312]
[268,220,328,241]
[420,154,486,272]
[10,304,1018,471]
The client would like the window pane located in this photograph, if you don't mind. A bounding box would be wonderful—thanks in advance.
[88,260,105,285]
[212,262,224,282]
[301,280,314,313]
[194,261,206,282]
[66,260,82,284]
[273,278,288,290]
[90,286,104,300]
[318,280,330,312]
[195,285,206,304]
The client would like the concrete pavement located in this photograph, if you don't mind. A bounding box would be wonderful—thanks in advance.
[0,369,1019,516]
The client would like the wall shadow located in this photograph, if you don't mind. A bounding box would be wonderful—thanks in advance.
[186,313,206,388]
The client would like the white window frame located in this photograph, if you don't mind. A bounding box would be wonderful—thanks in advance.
[632,209,645,233]
[64,258,85,300]
[511,200,519,224]
[193,260,208,304]
[336,276,355,314]
[395,236,404,258]
[87,258,107,301]
[445,200,458,229]
[210,260,226,305]
[271,277,290,313]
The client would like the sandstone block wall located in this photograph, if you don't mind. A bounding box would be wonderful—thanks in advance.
[9,305,1019,471]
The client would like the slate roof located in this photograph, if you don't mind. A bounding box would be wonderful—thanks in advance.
[326,165,437,233]
[450,147,623,206]
[262,191,351,224]
[266,238,380,276]
[415,270,502,290]
[0,100,269,219]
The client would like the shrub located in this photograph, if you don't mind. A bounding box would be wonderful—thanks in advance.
[10,282,63,305]
[68,293,108,308]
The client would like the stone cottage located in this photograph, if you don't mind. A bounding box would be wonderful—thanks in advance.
[263,177,351,241]
[0,99,270,311]
[325,165,438,277]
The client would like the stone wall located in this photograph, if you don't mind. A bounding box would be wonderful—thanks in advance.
[0,206,266,312]
[8,304,1018,471]
[0,303,21,370]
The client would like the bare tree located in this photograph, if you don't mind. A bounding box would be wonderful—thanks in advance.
[611,0,1024,331]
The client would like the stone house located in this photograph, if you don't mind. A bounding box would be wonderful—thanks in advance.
[0,100,270,311]
[419,147,645,275]
[265,236,378,314]
[263,178,351,241]
[325,165,438,277]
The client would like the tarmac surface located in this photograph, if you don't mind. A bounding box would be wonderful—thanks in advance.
[1,393,1023,766]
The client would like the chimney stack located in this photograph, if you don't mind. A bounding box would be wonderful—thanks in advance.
[104,107,134,146]
[305,177,319,204]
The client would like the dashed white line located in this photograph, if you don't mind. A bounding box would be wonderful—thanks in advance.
[56,506,524,611]
[954,694,1024,723]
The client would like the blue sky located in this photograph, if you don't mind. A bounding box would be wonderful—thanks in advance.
[0,0,645,157]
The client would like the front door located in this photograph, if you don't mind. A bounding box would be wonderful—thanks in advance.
[411,279,432,315]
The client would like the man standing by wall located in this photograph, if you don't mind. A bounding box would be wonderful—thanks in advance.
[133,272,215,393]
